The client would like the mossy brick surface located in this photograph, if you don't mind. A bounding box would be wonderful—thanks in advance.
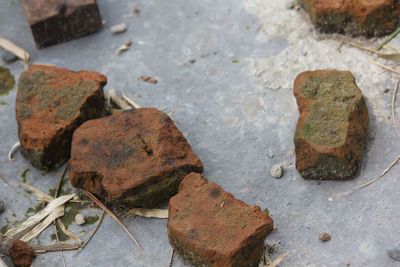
[16,64,107,171]
[293,70,369,180]
[69,108,203,208]
[168,173,273,267]
[298,0,400,36]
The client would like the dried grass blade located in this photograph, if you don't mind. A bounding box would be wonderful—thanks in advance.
[8,141,20,161]
[347,42,378,54]
[82,190,144,253]
[0,38,30,61]
[169,249,174,267]
[108,89,132,110]
[57,219,82,244]
[125,208,168,219]
[21,183,53,202]
[21,206,64,242]
[5,194,76,237]
[270,251,290,267]
[120,89,141,109]
[383,44,400,53]
[377,53,400,64]
[369,58,400,75]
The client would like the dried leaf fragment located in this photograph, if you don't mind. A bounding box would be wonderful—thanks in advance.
[139,76,157,84]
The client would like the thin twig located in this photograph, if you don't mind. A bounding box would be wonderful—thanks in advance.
[54,224,66,267]
[347,42,379,54]
[82,190,144,253]
[368,58,400,75]
[32,243,80,253]
[336,38,345,51]
[54,163,70,198]
[377,28,400,51]
[8,141,20,161]
[73,210,105,256]
[392,79,400,140]
[329,155,400,200]
[169,249,174,267]
[120,89,141,109]
[270,251,290,266]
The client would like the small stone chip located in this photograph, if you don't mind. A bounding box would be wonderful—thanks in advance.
[319,232,331,242]
[111,23,127,34]
[270,164,284,178]
[75,214,85,225]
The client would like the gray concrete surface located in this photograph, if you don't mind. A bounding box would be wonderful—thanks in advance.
[1,0,400,266]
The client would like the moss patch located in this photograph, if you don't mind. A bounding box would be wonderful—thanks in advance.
[299,72,361,147]
[0,67,15,96]
[20,168,31,183]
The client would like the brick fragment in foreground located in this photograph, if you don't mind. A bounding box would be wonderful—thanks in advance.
[168,173,273,267]
[70,108,203,208]
[294,70,369,180]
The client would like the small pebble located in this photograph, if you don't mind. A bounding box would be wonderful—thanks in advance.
[319,232,331,242]
[270,164,284,178]
[1,50,18,63]
[125,40,132,47]
[387,242,400,262]
[111,23,127,34]
[75,214,86,225]
[0,199,4,213]
[189,59,196,63]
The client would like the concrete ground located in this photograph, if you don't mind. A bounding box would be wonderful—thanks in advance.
[1,0,400,266]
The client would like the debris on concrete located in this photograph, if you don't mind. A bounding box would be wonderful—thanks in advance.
[16,65,107,171]
[139,75,157,83]
[294,70,369,180]
[270,163,284,178]
[20,0,103,48]
[319,232,331,242]
[133,5,140,14]
[297,0,400,36]
[9,239,36,267]
[168,172,273,267]
[1,48,18,63]
[387,242,400,262]
[266,149,275,159]
[75,214,85,225]
[125,40,132,47]
[70,108,203,208]
[0,67,15,96]
[111,23,127,34]
[0,199,4,213]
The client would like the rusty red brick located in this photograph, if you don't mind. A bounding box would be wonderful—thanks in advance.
[168,173,273,267]
[70,108,203,208]
[16,65,107,171]
[20,0,103,48]
[298,0,400,36]
[294,70,369,180]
